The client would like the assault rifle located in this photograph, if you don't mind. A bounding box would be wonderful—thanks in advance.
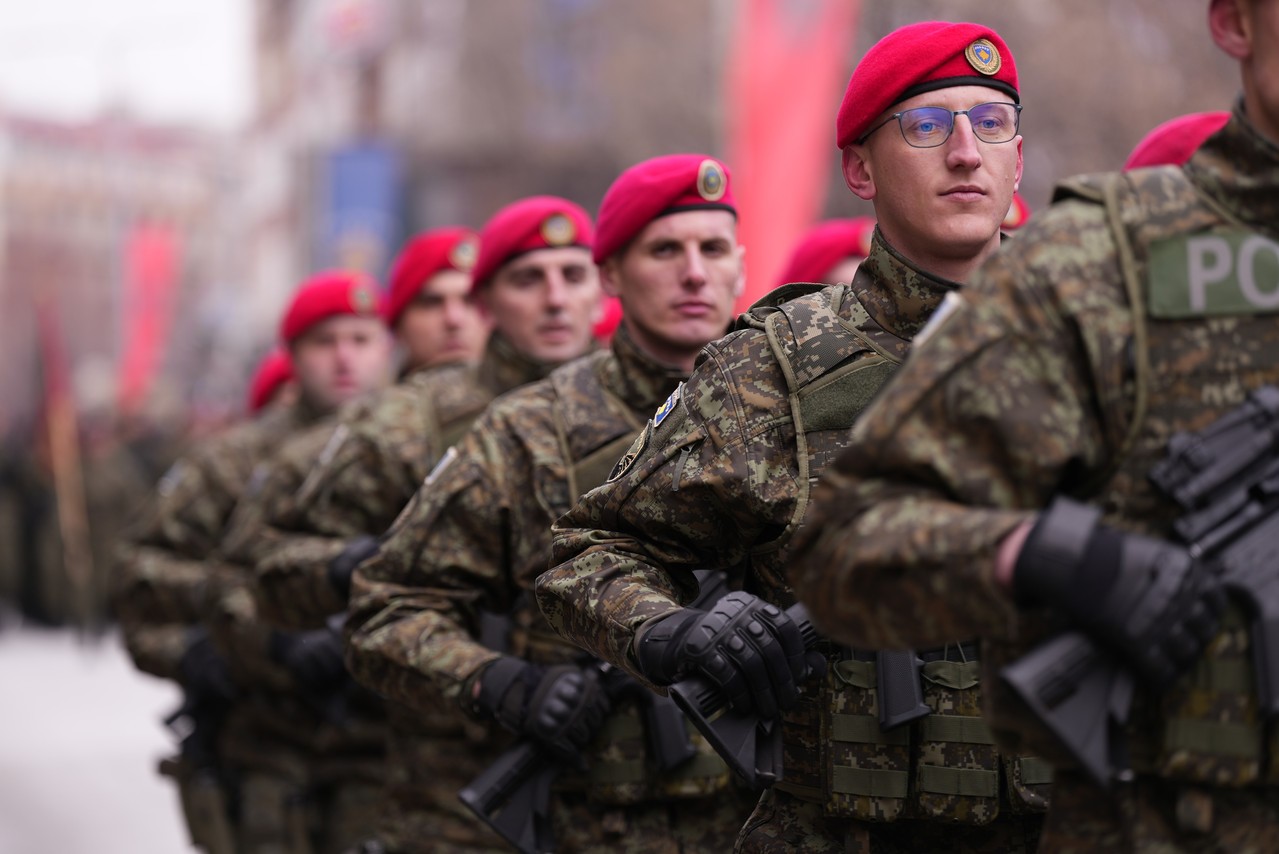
[458,570,729,854]
[1002,385,1279,786]
[668,604,931,787]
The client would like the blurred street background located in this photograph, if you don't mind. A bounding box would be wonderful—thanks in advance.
[0,1,1243,851]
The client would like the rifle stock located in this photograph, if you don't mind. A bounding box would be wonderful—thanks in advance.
[457,742,556,854]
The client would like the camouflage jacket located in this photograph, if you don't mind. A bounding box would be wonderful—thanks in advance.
[537,230,952,683]
[114,400,325,680]
[347,324,684,708]
[788,105,1279,653]
[246,334,553,630]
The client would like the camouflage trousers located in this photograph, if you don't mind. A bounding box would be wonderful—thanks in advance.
[549,789,755,853]
[1038,770,1279,853]
[735,788,1043,854]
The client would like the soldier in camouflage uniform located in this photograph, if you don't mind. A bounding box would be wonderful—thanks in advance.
[114,271,393,853]
[346,154,755,852]
[787,1,1279,850]
[236,208,602,853]
[539,24,1047,853]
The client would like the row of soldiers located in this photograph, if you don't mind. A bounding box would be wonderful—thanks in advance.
[115,2,1279,851]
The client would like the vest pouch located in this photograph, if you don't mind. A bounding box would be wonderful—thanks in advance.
[821,654,910,821]
[580,701,652,805]
[1002,756,1053,814]
[911,652,1001,825]
[1154,605,1264,786]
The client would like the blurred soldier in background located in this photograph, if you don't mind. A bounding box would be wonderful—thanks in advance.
[774,216,876,290]
[225,204,600,853]
[788,0,1279,849]
[114,270,392,853]
[539,22,1047,853]
[346,154,752,852]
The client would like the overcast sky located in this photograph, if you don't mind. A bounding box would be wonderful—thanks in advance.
[0,0,251,129]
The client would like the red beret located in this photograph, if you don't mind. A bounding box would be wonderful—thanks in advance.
[593,154,736,263]
[775,218,876,288]
[384,227,479,326]
[1123,111,1230,170]
[1002,192,1032,231]
[280,270,384,343]
[247,348,293,414]
[837,21,1019,149]
[471,196,594,290]
[592,296,623,343]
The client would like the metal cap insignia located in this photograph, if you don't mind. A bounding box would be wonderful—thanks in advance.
[449,236,478,271]
[964,38,1001,76]
[540,213,576,246]
[350,281,377,313]
[696,159,727,202]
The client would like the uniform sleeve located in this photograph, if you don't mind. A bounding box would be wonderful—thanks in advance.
[344,412,525,713]
[255,392,440,630]
[790,206,1132,650]
[537,346,794,683]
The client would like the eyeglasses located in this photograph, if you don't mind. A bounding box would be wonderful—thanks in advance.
[857,102,1023,148]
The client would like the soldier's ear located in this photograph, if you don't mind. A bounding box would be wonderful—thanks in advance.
[842,146,876,201]
[1209,0,1251,60]
[599,257,623,299]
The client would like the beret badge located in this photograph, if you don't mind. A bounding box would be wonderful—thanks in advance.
[696,159,728,202]
[540,213,576,246]
[965,38,1001,76]
[449,236,478,271]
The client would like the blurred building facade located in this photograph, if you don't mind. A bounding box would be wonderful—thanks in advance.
[0,110,241,428]
[242,0,732,345]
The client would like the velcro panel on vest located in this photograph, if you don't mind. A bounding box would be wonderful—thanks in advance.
[797,359,898,433]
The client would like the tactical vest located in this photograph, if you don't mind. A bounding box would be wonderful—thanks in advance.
[1062,167,1279,787]
[740,283,1051,822]
[506,352,734,805]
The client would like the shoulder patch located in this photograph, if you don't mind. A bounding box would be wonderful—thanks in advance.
[653,383,683,428]
[423,445,458,490]
[607,424,650,483]
[912,290,965,351]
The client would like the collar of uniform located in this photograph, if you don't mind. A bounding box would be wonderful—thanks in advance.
[290,392,334,429]
[1184,99,1279,239]
[476,331,572,396]
[848,227,961,344]
[603,322,688,414]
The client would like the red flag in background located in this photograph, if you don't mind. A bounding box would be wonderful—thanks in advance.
[727,0,860,310]
[117,223,181,417]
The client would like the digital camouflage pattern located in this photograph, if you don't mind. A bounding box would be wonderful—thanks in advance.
[347,325,747,849]
[540,233,1043,850]
[251,334,556,630]
[789,105,1279,850]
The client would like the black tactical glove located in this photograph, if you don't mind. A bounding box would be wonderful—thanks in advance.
[328,535,380,600]
[1014,496,1226,688]
[474,657,611,765]
[269,625,347,692]
[635,591,814,720]
[177,627,237,706]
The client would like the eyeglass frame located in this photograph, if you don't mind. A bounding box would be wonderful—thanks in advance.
[856,102,1023,148]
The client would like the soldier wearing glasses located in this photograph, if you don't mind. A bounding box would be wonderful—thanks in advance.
[539,22,1045,852]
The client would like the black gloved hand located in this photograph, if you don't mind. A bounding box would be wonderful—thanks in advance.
[1014,496,1226,688]
[269,625,347,691]
[328,535,380,601]
[474,657,611,764]
[635,591,814,719]
[177,627,236,706]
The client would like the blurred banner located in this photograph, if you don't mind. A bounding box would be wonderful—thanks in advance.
[315,142,402,278]
[117,223,182,418]
[728,0,860,310]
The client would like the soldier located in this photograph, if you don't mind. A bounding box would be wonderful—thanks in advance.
[114,270,392,853]
[539,22,1047,853]
[774,217,876,290]
[346,154,754,852]
[234,208,601,853]
[787,0,1279,850]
